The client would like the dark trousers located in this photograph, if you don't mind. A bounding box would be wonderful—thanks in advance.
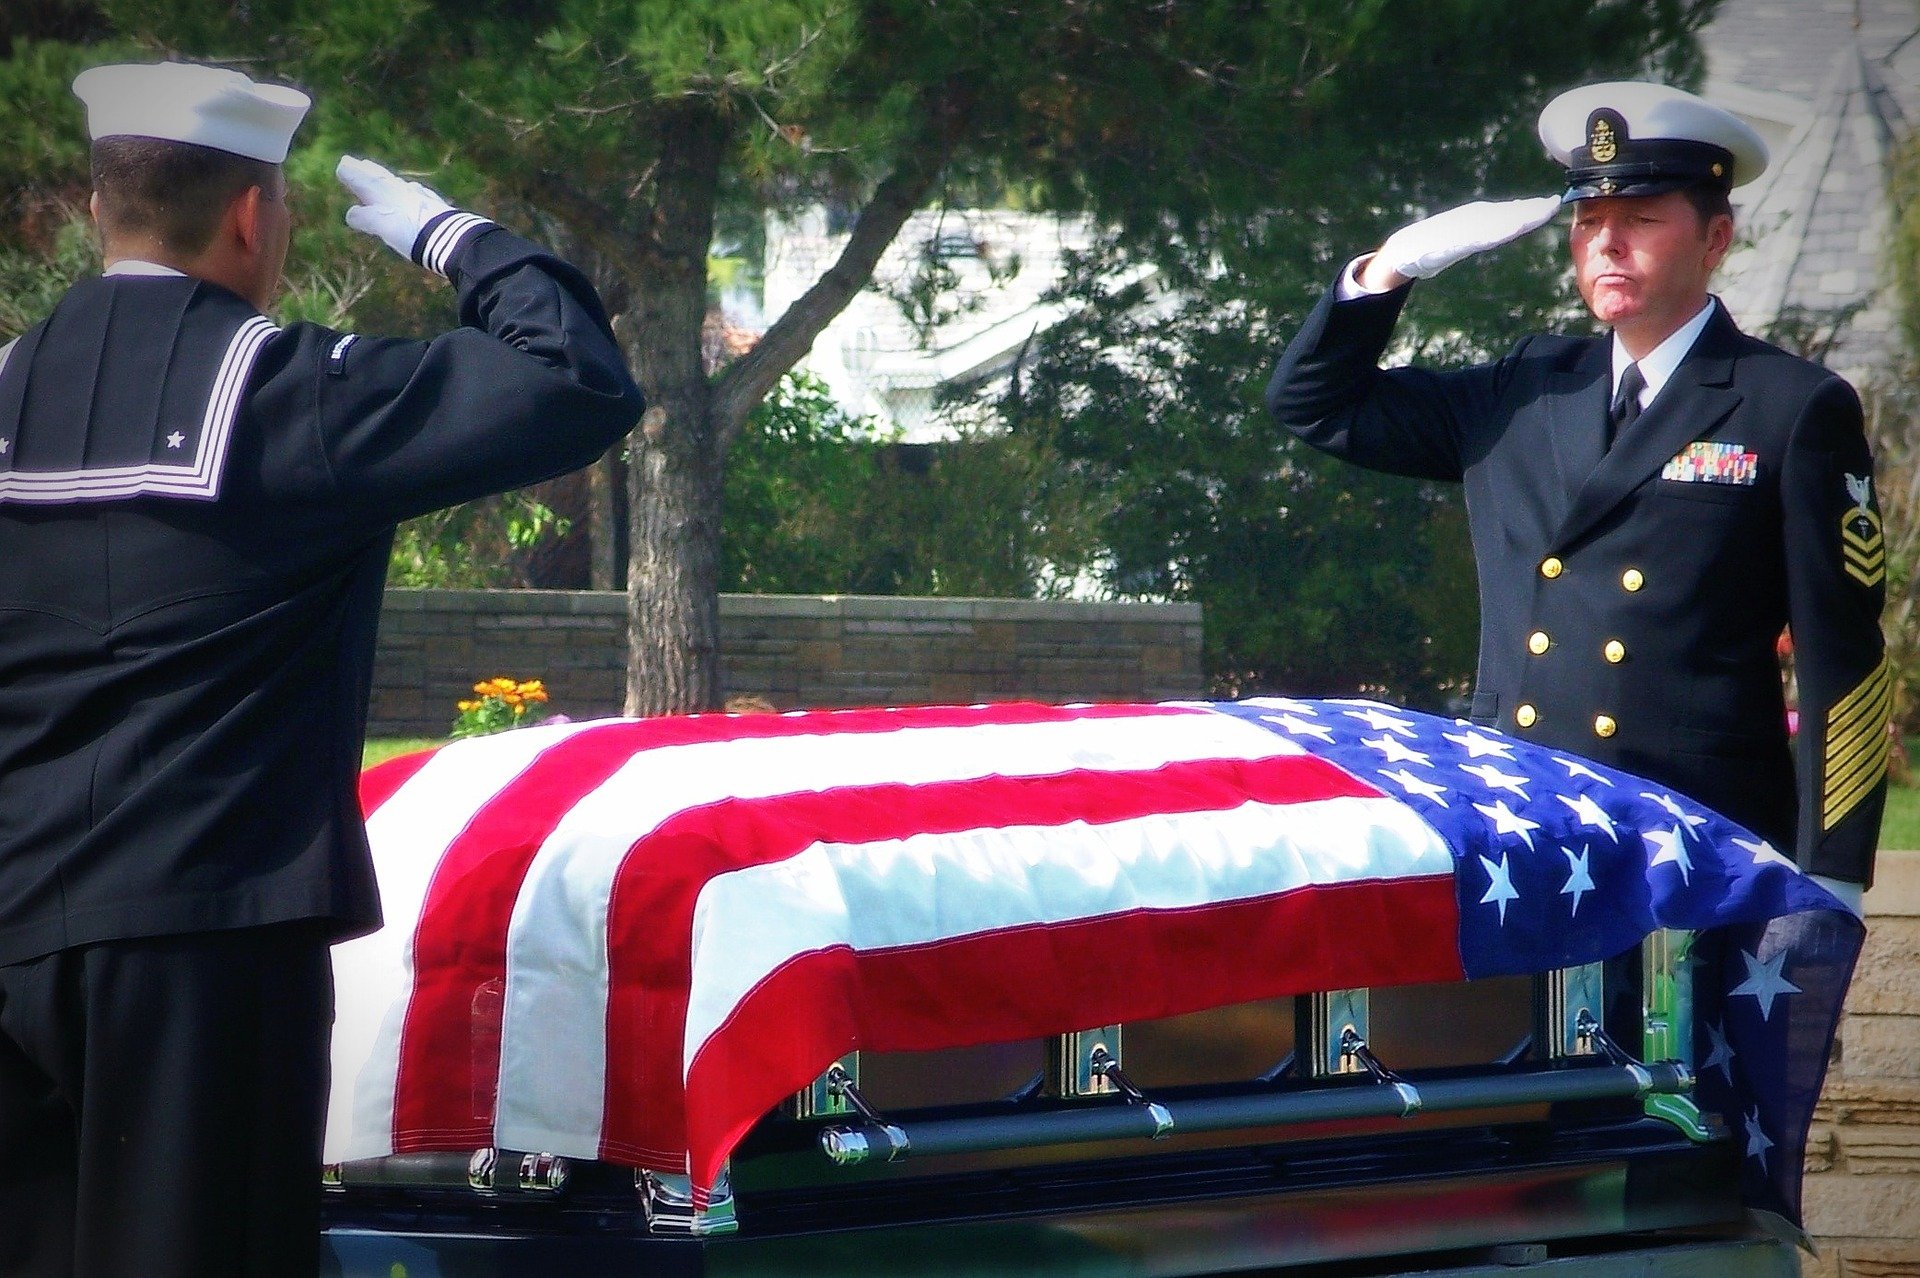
[0,924,333,1278]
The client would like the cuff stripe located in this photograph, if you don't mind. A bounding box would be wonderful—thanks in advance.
[420,212,493,277]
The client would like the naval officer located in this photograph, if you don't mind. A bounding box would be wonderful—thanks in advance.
[1266,82,1885,906]
[0,62,642,1275]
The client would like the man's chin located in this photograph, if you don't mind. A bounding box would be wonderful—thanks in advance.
[1586,295,1640,327]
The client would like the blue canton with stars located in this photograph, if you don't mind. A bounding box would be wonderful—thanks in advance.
[1206,696,1864,1225]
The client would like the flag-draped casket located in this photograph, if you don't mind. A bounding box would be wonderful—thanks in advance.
[330,697,1860,1225]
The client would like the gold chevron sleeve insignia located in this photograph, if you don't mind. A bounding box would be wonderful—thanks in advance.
[1842,507,1885,588]
[1824,657,1893,830]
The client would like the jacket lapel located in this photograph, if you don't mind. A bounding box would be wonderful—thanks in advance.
[1543,340,1611,499]
[1553,303,1744,549]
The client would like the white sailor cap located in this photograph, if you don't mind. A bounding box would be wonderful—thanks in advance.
[73,62,310,164]
[1538,81,1768,201]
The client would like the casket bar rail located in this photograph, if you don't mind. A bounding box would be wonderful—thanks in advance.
[817,1050,1694,1167]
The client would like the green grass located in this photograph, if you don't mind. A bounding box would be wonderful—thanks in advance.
[363,737,441,767]
[1882,780,1920,851]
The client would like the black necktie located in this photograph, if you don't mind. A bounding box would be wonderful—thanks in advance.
[1607,362,1645,450]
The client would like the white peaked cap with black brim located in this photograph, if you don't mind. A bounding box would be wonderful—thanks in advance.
[73,62,310,164]
[1538,81,1768,201]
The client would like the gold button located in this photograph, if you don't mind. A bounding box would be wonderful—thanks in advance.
[1515,704,1538,728]
[1594,714,1617,739]
[1528,631,1551,655]
[1541,557,1564,579]
[1604,639,1626,664]
[1622,568,1644,592]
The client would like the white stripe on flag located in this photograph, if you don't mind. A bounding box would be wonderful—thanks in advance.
[325,719,604,1162]
[490,709,1302,1158]
[682,793,1451,1072]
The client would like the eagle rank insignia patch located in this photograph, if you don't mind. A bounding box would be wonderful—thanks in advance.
[1661,441,1758,485]
[1841,472,1885,589]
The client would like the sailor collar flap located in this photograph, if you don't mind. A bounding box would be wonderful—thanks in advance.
[0,277,280,505]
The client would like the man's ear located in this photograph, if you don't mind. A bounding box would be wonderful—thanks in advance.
[1704,211,1735,270]
[88,191,100,225]
[232,185,266,254]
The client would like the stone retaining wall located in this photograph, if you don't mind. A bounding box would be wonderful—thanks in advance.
[1803,848,1920,1275]
[370,589,1205,737]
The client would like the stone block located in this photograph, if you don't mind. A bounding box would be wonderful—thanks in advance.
[1866,852,1920,919]
[1850,922,1920,1015]
[1843,1016,1920,1081]
[1802,1174,1920,1241]
[1831,1242,1920,1276]
[1841,1124,1920,1177]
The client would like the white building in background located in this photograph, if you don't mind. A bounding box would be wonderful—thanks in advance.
[1706,0,1919,379]
[763,207,1116,441]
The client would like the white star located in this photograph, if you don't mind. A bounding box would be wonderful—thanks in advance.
[1702,1019,1735,1083]
[1642,790,1709,830]
[1460,760,1530,798]
[1474,799,1541,850]
[1744,1107,1774,1172]
[1264,713,1335,742]
[1556,791,1619,841]
[1730,948,1802,1021]
[0,437,9,454]
[1733,836,1797,871]
[1342,706,1418,736]
[1479,852,1521,924]
[1560,846,1596,917]
[1380,767,1449,806]
[1249,697,1318,715]
[1644,824,1694,886]
[1445,729,1516,759]
[1551,756,1613,785]
[165,430,186,449]
[1363,734,1431,766]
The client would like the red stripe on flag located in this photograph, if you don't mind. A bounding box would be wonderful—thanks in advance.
[388,723,653,1152]
[674,873,1464,1196]
[390,702,1209,1153]
[359,747,440,816]
[596,751,1380,1166]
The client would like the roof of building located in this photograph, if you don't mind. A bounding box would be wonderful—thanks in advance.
[1708,0,1919,375]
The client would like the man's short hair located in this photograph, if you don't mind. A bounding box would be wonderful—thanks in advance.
[90,136,279,256]
[1678,180,1734,228]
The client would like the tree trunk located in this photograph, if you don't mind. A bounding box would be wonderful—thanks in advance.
[588,443,627,591]
[623,103,727,716]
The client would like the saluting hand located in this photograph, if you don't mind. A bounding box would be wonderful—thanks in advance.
[1363,195,1565,290]
[336,155,455,261]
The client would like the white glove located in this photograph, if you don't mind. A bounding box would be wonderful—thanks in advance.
[1809,873,1865,918]
[337,155,454,261]
[1375,195,1564,279]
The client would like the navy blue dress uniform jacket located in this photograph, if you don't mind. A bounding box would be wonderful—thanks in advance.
[0,215,643,966]
[1266,277,1886,885]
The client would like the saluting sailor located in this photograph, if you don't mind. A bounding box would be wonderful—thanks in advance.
[0,63,641,1276]
[1266,82,1885,908]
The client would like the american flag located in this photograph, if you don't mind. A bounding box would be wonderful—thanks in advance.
[330,697,1859,1220]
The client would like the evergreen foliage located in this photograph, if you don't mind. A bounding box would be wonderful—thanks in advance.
[0,0,1714,710]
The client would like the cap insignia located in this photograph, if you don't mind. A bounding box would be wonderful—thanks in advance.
[1588,113,1619,163]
